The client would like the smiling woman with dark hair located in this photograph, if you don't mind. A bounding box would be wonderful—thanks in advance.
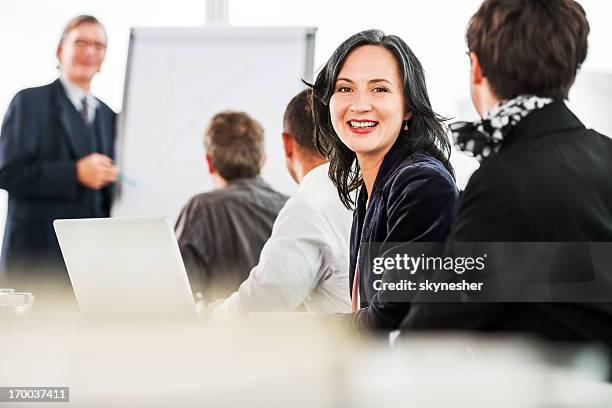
[310,29,459,331]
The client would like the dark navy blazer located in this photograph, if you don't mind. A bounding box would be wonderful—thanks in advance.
[343,138,459,331]
[0,79,115,284]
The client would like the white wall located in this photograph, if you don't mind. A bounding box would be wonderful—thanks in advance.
[0,0,209,112]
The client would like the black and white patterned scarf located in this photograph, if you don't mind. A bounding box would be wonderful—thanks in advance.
[450,95,553,162]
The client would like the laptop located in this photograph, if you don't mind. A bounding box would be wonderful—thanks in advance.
[54,217,197,318]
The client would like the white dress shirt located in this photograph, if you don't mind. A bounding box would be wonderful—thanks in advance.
[213,163,352,315]
[59,74,98,123]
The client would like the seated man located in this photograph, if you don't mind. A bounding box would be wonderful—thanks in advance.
[212,90,352,314]
[402,0,612,342]
[175,111,287,301]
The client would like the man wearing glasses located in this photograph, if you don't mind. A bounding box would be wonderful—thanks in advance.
[0,15,117,302]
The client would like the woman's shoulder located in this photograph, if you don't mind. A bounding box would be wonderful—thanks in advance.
[384,150,457,194]
[377,150,459,242]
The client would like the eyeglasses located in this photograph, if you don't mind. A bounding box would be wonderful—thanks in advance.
[73,39,107,52]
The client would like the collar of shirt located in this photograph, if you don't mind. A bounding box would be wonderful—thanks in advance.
[299,162,330,189]
[59,74,99,123]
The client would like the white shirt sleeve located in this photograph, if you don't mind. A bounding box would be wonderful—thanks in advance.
[213,201,328,315]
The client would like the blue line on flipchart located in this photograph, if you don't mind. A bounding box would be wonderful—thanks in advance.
[118,173,138,187]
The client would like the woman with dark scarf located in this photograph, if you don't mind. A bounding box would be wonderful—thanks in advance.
[310,30,459,331]
[402,0,612,344]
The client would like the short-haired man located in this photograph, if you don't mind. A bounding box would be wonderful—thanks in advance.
[0,15,117,294]
[402,0,612,342]
[211,90,352,314]
[175,111,287,301]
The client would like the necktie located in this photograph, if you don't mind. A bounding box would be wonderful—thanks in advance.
[80,97,89,123]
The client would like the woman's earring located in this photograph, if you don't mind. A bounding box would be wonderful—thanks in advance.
[403,120,409,131]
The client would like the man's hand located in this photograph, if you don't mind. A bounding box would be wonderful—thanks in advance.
[76,153,118,189]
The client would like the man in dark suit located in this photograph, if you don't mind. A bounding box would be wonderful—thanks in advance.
[401,0,612,343]
[0,15,117,297]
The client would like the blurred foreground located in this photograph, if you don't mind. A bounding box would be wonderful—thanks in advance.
[1,297,612,407]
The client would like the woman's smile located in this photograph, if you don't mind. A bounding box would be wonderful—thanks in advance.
[348,119,379,134]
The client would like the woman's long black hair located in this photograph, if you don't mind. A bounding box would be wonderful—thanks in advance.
[309,29,454,210]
